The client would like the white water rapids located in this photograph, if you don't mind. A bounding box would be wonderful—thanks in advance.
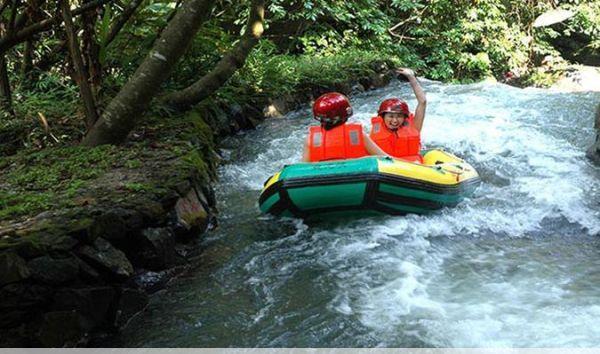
[117,80,600,347]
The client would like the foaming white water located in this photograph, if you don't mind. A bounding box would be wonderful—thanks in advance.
[113,82,600,348]
[216,80,600,347]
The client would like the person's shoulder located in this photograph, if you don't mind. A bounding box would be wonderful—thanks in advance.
[347,122,367,127]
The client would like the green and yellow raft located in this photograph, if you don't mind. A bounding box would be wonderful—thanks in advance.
[259,149,480,218]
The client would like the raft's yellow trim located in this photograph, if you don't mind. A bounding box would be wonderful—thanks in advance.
[377,150,479,185]
[263,172,281,191]
[422,149,463,165]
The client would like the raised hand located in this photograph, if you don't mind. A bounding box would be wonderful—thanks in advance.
[396,68,416,80]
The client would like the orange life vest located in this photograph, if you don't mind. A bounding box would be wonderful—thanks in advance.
[370,114,423,163]
[307,123,368,162]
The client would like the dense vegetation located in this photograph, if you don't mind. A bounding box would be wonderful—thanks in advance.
[0,0,598,222]
[0,0,598,151]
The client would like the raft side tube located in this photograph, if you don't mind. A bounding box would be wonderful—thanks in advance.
[258,153,480,218]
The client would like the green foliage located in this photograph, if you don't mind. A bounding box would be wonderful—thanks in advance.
[556,1,600,60]
[0,146,139,219]
[14,71,80,120]
[1,0,599,161]
[223,41,399,99]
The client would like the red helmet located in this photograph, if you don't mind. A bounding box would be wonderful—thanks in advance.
[378,98,409,117]
[313,92,353,129]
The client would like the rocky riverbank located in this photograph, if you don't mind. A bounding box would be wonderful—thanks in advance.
[547,65,600,165]
[0,61,396,347]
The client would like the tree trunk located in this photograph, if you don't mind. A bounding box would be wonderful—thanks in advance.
[0,55,14,116]
[81,0,102,95]
[20,38,33,78]
[60,0,98,128]
[0,0,113,55]
[81,0,216,146]
[0,13,13,116]
[163,0,265,109]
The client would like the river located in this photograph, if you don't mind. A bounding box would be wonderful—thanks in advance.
[115,80,600,347]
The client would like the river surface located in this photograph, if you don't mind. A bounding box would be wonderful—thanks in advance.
[117,80,600,347]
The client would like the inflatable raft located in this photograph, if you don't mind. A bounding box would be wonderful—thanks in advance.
[259,149,480,218]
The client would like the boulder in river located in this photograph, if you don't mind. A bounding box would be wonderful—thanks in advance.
[586,103,600,165]
[113,287,149,328]
[51,287,116,328]
[36,310,87,347]
[27,255,80,284]
[0,252,31,286]
[76,238,134,280]
[173,188,210,237]
[137,227,179,270]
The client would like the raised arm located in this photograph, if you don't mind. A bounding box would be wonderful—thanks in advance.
[397,68,427,132]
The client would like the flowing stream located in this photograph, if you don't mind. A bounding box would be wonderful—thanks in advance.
[116,80,600,347]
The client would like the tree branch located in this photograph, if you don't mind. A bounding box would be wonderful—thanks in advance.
[60,0,99,128]
[0,0,11,16]
[8,0,20,33]
[0,0,113,55]
[105,0,144,46]
[81,0,217,146]
[162,0,265,109]
[0,55,14,116]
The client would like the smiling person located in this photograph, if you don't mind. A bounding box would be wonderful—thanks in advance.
[370,68,427,163]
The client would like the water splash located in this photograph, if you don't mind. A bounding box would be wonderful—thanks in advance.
[117,80,600,347]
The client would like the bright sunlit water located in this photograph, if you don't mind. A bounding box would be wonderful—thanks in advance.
[115,80,600,347]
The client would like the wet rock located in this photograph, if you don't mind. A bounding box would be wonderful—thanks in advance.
[66,218,95,244]
[36,311,87,347]
[76,238,134,280]
[0,252,31,286]
[28,255,79,284]
[358,76,373,90]
[0,310,30,329]
[132,267,185,293]
[213,107,232,136]
[173,179,192,196]
[588,136,600,165]
[159,189,181,212]
[90,209,144,243]
[586,104,600,165]
[551,65,600,92]
[76,257,102,283]
[263,104,279,118]
[137,228,178,270]
[52,287,116,329]
[263,97,289,118]
[113,288,149,328]
[333,82,352,95]
[14,233,79,259]
[228,103,257,130]
[173,188,209,237]
[351,83,366,93]
[243,104,265,128]
[369,72,392,88]
[174,241,201,259]
[0,283,53,328]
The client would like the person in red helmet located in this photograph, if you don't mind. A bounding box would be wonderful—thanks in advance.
[370,68,427,163]
[302,92,388,162]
